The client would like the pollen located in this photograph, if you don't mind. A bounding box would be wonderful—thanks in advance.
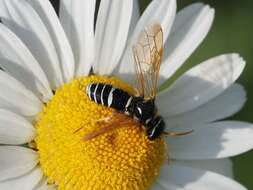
[35,75,166,190]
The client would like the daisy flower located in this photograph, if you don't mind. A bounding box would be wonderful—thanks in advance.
[0,0,252,189]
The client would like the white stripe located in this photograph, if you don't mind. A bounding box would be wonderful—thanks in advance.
[150,118,162,137]
[125,96,133,114]
[100,84,106,105]
[93,83,99,103]
[137,107,142,115]
[86,83,92,99]
[108,88,115,106]
[125,96,133,109]
[145,118,152,125]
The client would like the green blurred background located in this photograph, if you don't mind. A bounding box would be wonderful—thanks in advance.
[139,0,253,188]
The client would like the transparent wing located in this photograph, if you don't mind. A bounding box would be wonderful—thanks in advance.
[133,23,163,99]
[83,112,139,141]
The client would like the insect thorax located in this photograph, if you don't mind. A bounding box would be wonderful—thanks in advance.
[127,98,165,140]
[127,97,156,124]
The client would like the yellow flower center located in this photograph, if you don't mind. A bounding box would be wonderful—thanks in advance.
[35,75,166,190]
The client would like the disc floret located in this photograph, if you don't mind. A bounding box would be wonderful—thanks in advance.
[35,75,166,190]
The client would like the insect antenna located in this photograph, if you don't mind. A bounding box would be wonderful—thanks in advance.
[163,130,194,137]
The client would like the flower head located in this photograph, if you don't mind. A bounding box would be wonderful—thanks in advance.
[0,0,252,190]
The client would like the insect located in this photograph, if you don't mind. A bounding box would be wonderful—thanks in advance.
[82,23,192,141]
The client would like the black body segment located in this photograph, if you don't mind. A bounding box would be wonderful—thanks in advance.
[86,83,131,112]
[110,87,132,112]
[94,83,104,104]
[146,116,165,140]
[86,83,165,140]
[134,99,155,125]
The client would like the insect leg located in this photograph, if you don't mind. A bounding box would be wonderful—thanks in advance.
[163,130,194,137]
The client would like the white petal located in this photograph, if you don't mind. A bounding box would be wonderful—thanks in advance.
[157,54,245,116]
[0,167,43,190]
[60,0,96,76]
[0,70,42,116]
[0,0,7,17]
[28,0,75,82]
[35,183,56,190]
[164,83,246,128]
[114,0,176,84]
[151,182,183,190]
[36,185,56,190]
[129,0,140,36]
[0,146,38,181]
[0,24,52,102]
[93,0,133,75]
[160,3,215,82]
[0,109,35,145]
[173,159,233,178]
[166,164,246,190]
[1,0,63,88]
[33,177,57,190]
[131,0,176,43]
[151,164,183,190]
[167,121,253,160]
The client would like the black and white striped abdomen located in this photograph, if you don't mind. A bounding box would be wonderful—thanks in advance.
[86,83,132,112]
